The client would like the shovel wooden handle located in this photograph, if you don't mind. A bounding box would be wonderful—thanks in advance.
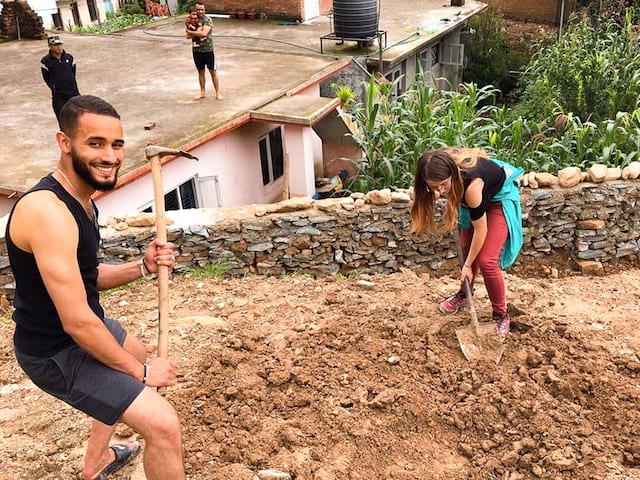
[150,155,169,361]
[454,229,480,333]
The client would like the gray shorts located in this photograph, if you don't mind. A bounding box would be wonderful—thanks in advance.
[14,318,145,426]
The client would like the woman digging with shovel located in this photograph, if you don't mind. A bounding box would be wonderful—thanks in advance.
[411,147,523,339]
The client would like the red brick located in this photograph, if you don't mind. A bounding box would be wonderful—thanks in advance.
[488,0,575,25]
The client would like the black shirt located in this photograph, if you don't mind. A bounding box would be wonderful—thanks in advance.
[461,158,506,221]
[6,174,103,357]
[40,50,80,98]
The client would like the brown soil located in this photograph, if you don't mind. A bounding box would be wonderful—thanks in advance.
[501,18,558,55]
[1,257,639,480]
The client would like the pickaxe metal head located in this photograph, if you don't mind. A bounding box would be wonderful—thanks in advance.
[145,145,199,161]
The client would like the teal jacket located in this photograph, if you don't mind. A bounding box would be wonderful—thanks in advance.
[458,158,524,269]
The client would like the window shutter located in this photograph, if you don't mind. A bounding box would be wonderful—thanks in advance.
[439,43,464,66]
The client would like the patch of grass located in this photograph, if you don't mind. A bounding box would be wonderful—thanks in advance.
[101,277,146,297]
[336,270,363,280]
[277,270,315,280]
[71,13,153,34]
[182,261,228,280]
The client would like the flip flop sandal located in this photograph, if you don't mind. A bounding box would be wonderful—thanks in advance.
[92,442,141,480]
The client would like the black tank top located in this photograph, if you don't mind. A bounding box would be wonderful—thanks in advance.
[461,158,506,221]
[6,174,104,357]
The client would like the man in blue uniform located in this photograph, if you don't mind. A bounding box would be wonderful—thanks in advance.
[41,35,80,124]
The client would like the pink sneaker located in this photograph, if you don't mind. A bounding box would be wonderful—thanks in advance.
[493,311,510,339]
[439,291,467,314]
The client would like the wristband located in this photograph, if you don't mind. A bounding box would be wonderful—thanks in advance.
[140,258,152,278]
[142,363,149,384]
[139,260,147,278]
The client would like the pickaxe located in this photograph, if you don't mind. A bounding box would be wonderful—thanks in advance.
[145,146,198,372]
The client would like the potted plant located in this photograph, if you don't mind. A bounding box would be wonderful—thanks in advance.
[247,8,256,20]
[229,9,237,19]
[236,9,246,19]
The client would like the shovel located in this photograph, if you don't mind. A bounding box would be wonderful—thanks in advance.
[146,146,198,378]
[453,229,505,364]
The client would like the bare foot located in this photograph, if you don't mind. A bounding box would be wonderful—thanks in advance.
[216,93,223,100]
[195,92,206,99]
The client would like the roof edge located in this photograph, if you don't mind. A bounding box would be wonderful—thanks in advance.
[286,57,352,96]
[94,112,252,200]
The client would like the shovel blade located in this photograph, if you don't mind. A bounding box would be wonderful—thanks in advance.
[455,322,505,364]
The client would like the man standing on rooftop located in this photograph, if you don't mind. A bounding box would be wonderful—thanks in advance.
[186,1,223,100]
[41,35,80,125]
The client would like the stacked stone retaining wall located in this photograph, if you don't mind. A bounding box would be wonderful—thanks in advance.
[1,181,638,301]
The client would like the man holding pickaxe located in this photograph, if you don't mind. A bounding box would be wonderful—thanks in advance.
[5,95,186,480]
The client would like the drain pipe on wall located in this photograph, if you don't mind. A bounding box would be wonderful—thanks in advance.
[558,0,566,39]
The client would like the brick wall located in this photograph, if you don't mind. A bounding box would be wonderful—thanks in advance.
[207,0,331,20]
[489,0,575,24]
[0,0,45,40]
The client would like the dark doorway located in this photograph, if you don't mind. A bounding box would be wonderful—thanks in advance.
[71,2,82,27]
[52,9,63,30]
[87,0,99,21]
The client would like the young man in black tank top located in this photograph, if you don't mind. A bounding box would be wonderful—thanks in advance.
[6,96,186,480]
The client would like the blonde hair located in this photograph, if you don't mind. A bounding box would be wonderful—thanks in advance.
[444,147,489,169]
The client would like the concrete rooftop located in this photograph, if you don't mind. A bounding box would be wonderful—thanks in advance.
[0,0,486,196]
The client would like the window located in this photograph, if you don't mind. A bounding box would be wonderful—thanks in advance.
[439,43,464,66]
[384,66,403,97]
[141,178,198,212]
[431,43,440,66]
[417,43,438,84]
[259,127,285,186]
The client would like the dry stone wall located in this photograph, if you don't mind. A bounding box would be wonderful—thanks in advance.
[1,180,638,300]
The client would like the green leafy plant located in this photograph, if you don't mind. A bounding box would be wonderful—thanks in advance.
[576,0,640,25]
[332,84,356,107]
[71,13,153,33]
[177,0,195,14]
[119,0,146,15]
[514,8,640,123]
[182,261,228,280]
[345,70,639,188]
[462,6,528,98]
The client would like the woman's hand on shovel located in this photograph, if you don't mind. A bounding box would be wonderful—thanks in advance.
[143,239,176,273]
[460,263,473,284]
[142,357,177,388]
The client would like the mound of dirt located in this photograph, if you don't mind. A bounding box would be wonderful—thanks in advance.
[1,266,639,479]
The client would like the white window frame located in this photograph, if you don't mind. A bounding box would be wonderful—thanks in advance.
[139,177,199,212]
[439,43,464,66]
[195,174,222,208]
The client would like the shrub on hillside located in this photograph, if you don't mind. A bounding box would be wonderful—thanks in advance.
[513,8,640,123]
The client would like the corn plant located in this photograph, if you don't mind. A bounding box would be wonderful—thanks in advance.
[345,73,639,191]
[516,8,640,123]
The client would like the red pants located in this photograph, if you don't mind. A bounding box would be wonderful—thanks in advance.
[460,203,508,314]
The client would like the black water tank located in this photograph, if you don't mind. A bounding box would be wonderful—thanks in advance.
[333,0,378,39]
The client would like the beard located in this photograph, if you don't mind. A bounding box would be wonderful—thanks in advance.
[71,149,119,191]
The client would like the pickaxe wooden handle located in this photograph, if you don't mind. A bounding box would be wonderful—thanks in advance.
[145,146,198,377]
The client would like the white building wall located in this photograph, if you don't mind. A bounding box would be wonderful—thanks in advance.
[26,0,57,29]
[283,124,316,198]
[95,120,316,217]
